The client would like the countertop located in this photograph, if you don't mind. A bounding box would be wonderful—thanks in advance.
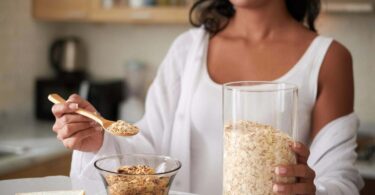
[0,176,197,195]
[0,119,70,175]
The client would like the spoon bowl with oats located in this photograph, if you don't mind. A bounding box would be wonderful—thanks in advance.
[48,93,139,137]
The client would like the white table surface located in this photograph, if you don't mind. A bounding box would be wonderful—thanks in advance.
[0,176,196,195]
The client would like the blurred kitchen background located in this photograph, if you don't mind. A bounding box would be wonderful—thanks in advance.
[0,0,374,194]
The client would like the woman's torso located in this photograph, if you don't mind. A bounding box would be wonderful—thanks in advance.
[190,32,333,195]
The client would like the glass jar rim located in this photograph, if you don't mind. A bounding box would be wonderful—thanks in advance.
[94,154,182,176]
[223,81,298,92]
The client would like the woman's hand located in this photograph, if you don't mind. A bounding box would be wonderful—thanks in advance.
[51,94,104,152]
[273,142,316,195]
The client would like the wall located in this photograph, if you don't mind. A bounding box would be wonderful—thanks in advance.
[317,13,375,134]
[57,24,189,80]
[0,0,58,121]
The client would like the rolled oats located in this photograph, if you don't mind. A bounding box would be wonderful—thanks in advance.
[223,120,296,195]
[107,120,139,136]
[105,165,170,195]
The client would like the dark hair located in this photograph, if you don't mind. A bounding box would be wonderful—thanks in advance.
[189,0,321,34]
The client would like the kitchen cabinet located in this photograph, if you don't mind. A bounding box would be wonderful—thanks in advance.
[322,0,374,13]
[33,0,90,21]
[0,152,72,180]
[90,2,189,24]
[32,0,191,24]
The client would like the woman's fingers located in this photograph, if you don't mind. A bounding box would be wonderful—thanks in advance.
[67,94,97,113]
[292,142,310,164]
[54,114,94,128]
[51,102,78,118]
[273,182,316,195]
[52,94,97,118]
[53,114,98,140]
[275,164,315,179]
[50,94,104,152]
[55,122,95,140]
[273,142,316,194]
[62,128,99,150]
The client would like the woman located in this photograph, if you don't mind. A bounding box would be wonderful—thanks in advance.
[51,0,363,194]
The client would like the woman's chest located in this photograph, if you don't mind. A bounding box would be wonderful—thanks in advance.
[188,61,314,144]
[190,73,223,136]
[207,38,311,84]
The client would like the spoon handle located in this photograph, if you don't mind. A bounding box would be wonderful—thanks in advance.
[48,93,67,104]
[48,93,103,125]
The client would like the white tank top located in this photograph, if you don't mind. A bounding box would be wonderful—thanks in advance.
[190,35,333,195]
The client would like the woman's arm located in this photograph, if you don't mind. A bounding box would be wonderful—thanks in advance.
[309,41,363,195]
[311,41,354,138]
[274,41,363,195]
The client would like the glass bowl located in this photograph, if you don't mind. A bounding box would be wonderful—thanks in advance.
[94,154,181,195]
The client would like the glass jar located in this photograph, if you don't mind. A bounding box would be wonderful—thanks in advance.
[223,81,298,195]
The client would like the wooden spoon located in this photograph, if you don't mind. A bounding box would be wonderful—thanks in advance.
[48,93,139,136]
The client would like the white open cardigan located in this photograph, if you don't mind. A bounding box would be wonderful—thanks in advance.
[70,27,364,194]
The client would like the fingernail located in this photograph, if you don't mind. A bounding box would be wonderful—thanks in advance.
[68,103,78,110]
[294,142,301,149]
[273,184,285,192]
[275,167,287,175]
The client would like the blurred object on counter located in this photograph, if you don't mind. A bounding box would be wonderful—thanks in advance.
[156,0,169,6]
[124,60,147,98]
[35,36,88,121]
[35,79,127,122]
[144,0,156,6]
[160,0,189,6]
[83,80,127,121]
[35,77,84,121]
[129,0,155,8]
[120,96,144,123]
[357,133,375,162]
[49,36,87,79]
[167,0,185,6]
[129,0,144,8]
[102,0,129,8]
[119,60,147,123]
[38,34,123,121]
[102,0,114,8]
